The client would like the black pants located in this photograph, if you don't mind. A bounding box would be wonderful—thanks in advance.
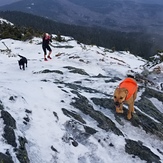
[42,45,52,55]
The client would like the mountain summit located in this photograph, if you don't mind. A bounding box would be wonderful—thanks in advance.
[0,18,163,163]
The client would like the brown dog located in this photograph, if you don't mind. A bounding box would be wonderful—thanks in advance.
[113,77,138,119]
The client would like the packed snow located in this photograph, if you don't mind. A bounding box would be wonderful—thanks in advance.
[0,35,162,163]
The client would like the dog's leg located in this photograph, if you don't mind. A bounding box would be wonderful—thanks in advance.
[127,102,134,120]
[127,107,132,120]
[131,91,137,113]
[127,90,137,119]
[18,61,21,69]
[132,91,137,112]
[23,64,25,70]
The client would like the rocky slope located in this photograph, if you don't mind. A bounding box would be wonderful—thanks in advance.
[0,35,162,162]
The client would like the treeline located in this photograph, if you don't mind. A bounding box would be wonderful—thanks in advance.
[0,11,158,59]
[0,22,42,40]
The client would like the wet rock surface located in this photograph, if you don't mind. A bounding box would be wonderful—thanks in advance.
[125,139,161,163]
[0,152,14,163]
[70,91,123,136]
[0,103,29,163]
[0,66,163,162]
[60,72,163,162]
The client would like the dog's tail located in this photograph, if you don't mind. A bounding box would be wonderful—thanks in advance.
[127,74,135,79]
[126,70,135,79]
[18,54,25,58]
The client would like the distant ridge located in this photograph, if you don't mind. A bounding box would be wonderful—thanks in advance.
[0,11,161,59]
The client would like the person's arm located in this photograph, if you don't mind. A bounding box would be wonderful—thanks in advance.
[49,35,52,42]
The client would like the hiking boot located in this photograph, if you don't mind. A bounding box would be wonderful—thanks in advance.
[44,58,48,61]
[47,55,52,59]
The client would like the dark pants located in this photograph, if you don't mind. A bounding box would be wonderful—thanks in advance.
[42,45,52,55]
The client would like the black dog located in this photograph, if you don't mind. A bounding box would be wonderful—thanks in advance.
[18,55,27,70]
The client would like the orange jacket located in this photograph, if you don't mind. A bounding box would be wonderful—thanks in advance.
[118,77,138,100]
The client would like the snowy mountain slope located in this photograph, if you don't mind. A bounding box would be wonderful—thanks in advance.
[0,35,162,163]
[0,17,13,25]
